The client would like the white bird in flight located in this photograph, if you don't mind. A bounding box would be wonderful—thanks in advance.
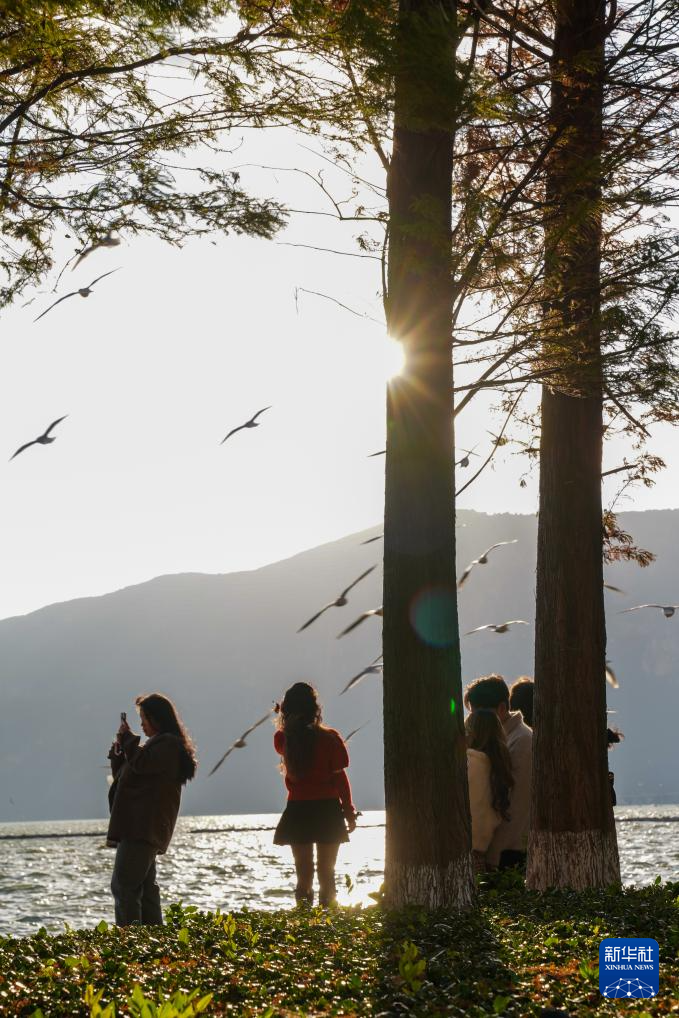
[71,232,121,271]
[606,663,619,689]
[465,620,529,636]
[221,406,271,444]
[337,607,383,639]
[340,657,383,695]
[10,415,68,460]
[34,269,120,321]
[457,540,518,589]
[345,721,370,742]
[208,712,273,775]
[297,566,376,632]
[620,604,679,619]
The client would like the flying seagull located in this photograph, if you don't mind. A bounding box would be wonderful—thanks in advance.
[297,566,376,632]
[457,540,518,589]
[361,534,383,545]
[345,721,370,742]
[620,603,679,618]
[340,657,383,695]
[455,446,478,468]
[208,712,272,776]
[72,232,121,271]
[605,663,619,689]
[34,269,120,321]
[10,415,68,461]
[465,620,529,636]
[337,606,383,639]
[221,406,271,444]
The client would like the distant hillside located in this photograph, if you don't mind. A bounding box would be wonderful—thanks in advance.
[0,509,677,821]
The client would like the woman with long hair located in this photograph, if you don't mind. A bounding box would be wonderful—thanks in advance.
[465,709,514,872]
[107,692,197,925]
[273,682,358,906]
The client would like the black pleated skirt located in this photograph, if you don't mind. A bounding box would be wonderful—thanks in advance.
[274,798,349,845]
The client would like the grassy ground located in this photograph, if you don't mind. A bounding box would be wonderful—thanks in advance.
[0,877,676,1017]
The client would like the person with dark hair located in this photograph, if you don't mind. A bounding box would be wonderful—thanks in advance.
[464,673,511,712]
[464,673,532,870]
[607,724,624,806]
[465,710,514,871]
[107,692,197,926]
[509,676,534,728]
[273,682,358,906]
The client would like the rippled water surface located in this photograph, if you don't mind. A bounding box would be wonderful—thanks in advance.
[1,806,677,937]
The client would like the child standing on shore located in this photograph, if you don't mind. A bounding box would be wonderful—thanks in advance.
[273,682,358,906]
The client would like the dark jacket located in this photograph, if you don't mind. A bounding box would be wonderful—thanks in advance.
[107,730,183,854]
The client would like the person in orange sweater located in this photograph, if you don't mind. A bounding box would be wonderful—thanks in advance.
[273,682,358,906]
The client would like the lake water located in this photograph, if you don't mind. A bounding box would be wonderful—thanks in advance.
[1,806,677,938]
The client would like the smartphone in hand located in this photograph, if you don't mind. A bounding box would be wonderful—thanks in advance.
[114,711,128,755]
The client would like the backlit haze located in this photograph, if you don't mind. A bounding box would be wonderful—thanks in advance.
[1,129,677,621]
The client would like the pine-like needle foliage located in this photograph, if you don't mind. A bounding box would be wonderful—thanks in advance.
[0,0,293,305]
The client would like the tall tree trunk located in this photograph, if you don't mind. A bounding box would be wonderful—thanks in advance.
[527,0,620,890]
[382,0,474,909]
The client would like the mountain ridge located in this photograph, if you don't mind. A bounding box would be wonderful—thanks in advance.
[1,508,676,822]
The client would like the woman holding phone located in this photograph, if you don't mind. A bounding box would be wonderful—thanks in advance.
[107,693,197,926]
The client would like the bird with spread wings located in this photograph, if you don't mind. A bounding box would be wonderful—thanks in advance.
[620,603,679,618]
[34,269,120,322]
[10,416,68,461]
[340,656,383,695]
[208,712,273,775]
[297,566,376,632]
[337,607,383,639]
[455,446,478,468]
[465,620,529,636]
[457,540,518,589]
[71,232,121,271]
[345,721,370,742]
[221,407,271,444]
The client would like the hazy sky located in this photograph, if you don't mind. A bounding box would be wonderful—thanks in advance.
[1,128,677,621]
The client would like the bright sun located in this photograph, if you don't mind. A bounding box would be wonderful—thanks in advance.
[382,335,406,379]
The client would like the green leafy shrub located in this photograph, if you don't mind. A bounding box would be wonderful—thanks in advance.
[1,883,676,1017]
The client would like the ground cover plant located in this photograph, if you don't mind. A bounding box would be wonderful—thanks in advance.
[0,880,676,1017]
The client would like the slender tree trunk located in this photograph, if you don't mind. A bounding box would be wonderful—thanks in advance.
[528,0,620,890]
[382,0,474,909]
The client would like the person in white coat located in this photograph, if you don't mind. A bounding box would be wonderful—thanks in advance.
[465,709,514,872]
[465,673,533,870]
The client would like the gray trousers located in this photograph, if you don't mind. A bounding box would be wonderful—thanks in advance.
[111,839,163,926]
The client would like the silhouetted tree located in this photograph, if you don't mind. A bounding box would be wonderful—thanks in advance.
[382,0,474,908]
[526,0,621,891]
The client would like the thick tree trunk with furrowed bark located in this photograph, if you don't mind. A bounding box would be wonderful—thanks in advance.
[528,0,620,891]
[382,0,474,909]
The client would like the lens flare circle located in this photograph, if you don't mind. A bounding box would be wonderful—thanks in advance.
[409,585,457,647]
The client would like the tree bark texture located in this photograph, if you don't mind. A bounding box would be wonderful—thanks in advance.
[528,0,620,890]
[383,0,474,909]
